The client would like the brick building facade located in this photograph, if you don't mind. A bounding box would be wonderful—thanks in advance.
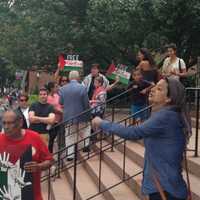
[25,70,54,94]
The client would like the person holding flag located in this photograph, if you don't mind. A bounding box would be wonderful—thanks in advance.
[106,60,131,85]
[83,63,119,101]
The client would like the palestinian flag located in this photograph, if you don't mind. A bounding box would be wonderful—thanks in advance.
[106,63,116,74]
[106,63,131,85]
[58,54,83,71]
[0,146,34,200]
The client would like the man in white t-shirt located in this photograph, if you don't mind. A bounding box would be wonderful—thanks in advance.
[162,43,187,80]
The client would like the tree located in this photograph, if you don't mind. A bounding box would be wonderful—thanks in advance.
[0,0,199,75]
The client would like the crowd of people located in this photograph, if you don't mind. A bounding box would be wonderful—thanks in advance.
[0,43,197,200]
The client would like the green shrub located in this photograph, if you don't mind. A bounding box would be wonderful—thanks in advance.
[28,95,38,105]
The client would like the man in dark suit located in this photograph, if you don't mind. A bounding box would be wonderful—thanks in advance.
[59,71,91,160]
[16,93,30,129]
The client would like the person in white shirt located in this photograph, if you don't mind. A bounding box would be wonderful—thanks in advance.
[17,93,30,128]
[162,43,187,80]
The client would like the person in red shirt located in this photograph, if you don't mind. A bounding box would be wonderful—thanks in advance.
[0,109,53,200]
[46,81,63,153]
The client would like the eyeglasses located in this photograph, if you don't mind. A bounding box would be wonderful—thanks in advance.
[61,79,67,82]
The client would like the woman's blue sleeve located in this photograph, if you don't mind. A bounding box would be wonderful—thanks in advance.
[100,112,166,140]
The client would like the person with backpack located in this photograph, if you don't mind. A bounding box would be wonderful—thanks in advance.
[162,43,187,81]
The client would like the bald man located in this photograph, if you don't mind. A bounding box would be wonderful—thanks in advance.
[59,71,91,160]
[0,110,53,200]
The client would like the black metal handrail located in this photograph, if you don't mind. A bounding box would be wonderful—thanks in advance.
[42,106,152,200]
[51,87,133,149]
[50,105,152,159]
[51,87,133,129]
[59,97,130,142]
[42,88,199,200]
[186,87,200,157]
[53,86,200,159]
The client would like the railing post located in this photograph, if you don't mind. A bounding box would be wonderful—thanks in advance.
[73,143,78,200]
[195,89,199,157]
[111,104,115,151]
[197,57,200,87]
[122,119,128,180]
[122,140,126,180]
[111,102,115,122]
[48,168,51,200]
[57,127,61,178]
[98,132,103,192]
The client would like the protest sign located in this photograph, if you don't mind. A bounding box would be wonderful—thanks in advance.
[107,63,131,85]
[58,54,83,71]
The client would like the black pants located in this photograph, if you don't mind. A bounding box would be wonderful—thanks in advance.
[48,127,58,153]
[149,192,186,200]
[48,124,65,153]
[91,113,104,141]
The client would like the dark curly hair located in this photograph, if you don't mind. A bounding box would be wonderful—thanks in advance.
[139,48,155,67]
[46,81,56,92]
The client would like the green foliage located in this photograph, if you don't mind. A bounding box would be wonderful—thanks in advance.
[0,0,200,78]
[32,85,39,95]
[28,94,38,105]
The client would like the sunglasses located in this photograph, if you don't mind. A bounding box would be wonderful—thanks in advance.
[20,99,28,102]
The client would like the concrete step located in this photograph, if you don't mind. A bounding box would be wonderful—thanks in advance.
[186,153,200,179]
[93,142,144,199]
[82,154,141,200]
[106,138,200,200]
[110,128,200,179]
[190,110,200,118]
[41,181,51,200]
[50,173,73,200]
[64,163,106,200]
[191,117,200,128]
[129,131,200,179]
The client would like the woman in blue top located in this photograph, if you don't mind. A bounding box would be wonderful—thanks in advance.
[92,78,191,200]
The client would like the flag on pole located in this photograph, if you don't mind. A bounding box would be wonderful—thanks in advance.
[106,63,116,75]
[106,63,131,85]
[58,54,83,71]
[58,54,65,70]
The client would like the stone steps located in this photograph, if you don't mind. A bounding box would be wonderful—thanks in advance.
[64,162,106,200]
[105,138,200,200]
[41,181,51,200]
[82,154,141,200]
[93,142,143,199]
[50,173,73,200]
[44,108,200,200]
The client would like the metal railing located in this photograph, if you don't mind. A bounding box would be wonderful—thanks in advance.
[50,87,134,153]
[42,106,152,200]
[42,87,200,200]
[52,87,133,129]
[186,87,200,157]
